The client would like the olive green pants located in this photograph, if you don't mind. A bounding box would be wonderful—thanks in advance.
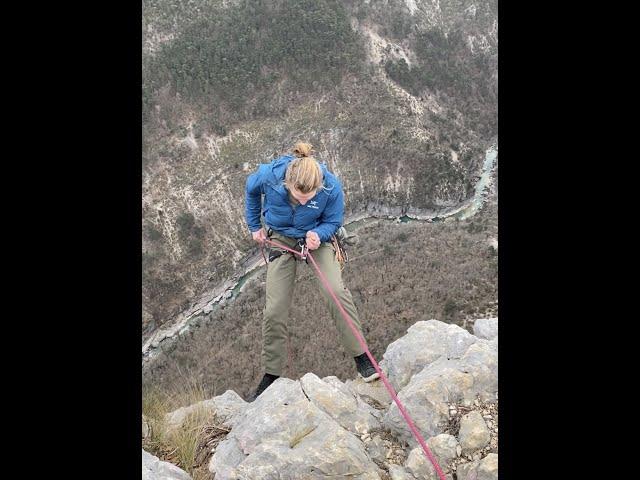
[263,231,367,376]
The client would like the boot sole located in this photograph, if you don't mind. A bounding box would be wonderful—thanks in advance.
[359,371,380,383]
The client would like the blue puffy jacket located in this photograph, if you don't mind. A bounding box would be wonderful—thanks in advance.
[245,154,344,242]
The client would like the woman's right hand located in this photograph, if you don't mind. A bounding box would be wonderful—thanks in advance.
[252,228,267,245]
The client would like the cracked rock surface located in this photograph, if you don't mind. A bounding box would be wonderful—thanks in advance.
[182,319,500,479]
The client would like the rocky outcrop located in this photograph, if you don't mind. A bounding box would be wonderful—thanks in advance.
[142,449,192,480]
[456,452,498,480]
[143,319,498,480]
[380,320,497,447]
[152,319,498,479]
[379,320,479,392]
[209,377,382,479]
[473,317,498,340]
[458,411,491,454]
[164,389,246,432]
[300,373,382,435]
[424,434,459,470]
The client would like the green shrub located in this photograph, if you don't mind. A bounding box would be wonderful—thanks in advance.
[177,212,196,233]
[144,0,366,125]
[147,225,163,241]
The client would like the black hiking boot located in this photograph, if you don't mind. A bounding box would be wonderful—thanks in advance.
[354,352,380,383]
[248,373,279,402]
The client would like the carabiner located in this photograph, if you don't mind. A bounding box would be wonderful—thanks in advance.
[297,238,307,262]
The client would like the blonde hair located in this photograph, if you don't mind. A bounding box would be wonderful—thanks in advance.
[285,142,323,194]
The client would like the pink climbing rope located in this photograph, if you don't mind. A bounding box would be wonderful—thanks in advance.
[262,238,447,480]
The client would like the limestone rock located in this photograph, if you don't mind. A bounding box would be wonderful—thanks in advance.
[456,460,480,480]
[472,318,498,340]
[365,435,387,464]
[142,449,192,480]
[152,319,500,480]
[300,373,381,434]
[384,358,475,445]
[379,320,477,391]
[425,434,459,469]
[322,375,357,398]
[346,376,393,409]
[209,378,382,479]
[165,389,247,432]
[477,453,498,480]
[458,339,498,403]
[209,436,246,479]
[404,446,440,480]
[388,464,415,480]
[458,411,490,454]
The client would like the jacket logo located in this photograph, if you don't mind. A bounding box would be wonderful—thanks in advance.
[307,200,319,209]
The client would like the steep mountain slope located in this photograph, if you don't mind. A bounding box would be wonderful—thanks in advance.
[142,0,497,338]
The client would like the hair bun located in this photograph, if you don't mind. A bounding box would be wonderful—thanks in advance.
[293,141,314,158]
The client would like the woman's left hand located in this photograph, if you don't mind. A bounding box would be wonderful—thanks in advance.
[306,231,321,250]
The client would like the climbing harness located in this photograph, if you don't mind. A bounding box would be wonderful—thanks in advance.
[259,237,448,480]
[261,227,357,268]
[268,250,284,262]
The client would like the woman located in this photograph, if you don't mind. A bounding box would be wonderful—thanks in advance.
[245,141,379,401]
